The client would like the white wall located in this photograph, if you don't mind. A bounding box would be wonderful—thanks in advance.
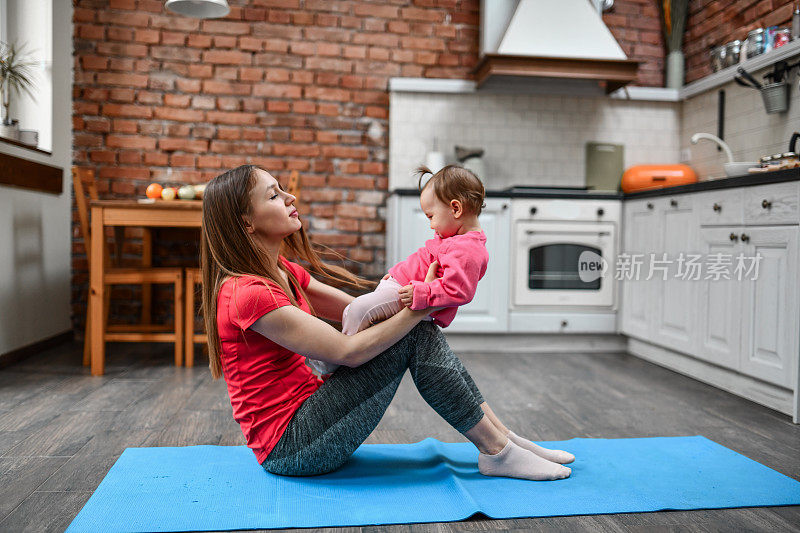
[0,0,71,356]
[389,91,681,190]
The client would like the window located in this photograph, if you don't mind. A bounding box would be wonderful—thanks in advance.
[0,0,53,152]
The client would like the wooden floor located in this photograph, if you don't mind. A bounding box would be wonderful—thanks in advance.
[1,341,799,533]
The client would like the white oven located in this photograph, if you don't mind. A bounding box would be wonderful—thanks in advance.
[511,198,620,311]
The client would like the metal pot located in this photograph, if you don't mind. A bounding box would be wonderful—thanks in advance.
[709,45,726,72]
[723,40,741,67]
[745,28,765,59]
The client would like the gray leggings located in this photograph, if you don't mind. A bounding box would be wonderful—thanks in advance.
[261,321,485,476]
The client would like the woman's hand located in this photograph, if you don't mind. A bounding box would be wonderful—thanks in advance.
[250,261,444,368]
[424,260,440,283]
[399,261,440,308]
[250,300,431,368]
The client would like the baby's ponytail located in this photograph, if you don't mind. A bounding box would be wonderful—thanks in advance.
[415,165,434,191]
[415,164,486,216]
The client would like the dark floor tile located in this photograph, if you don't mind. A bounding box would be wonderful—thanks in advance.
[0,490,91,533]
[0,456,70,517]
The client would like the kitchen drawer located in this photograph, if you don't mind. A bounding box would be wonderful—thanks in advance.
[743,181,800,225]
[695,188,743,226]
[661,193,692,211]
[634,196,668,214]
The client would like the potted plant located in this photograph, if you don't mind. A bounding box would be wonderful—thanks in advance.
[0,40,36,140]
[658,0,690,89]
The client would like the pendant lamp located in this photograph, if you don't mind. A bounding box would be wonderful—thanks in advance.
[165,0,230,19]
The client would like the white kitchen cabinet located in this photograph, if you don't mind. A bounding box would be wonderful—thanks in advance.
[388,195,430,265]
[694,188,743,226]
[742,181,800,226]
[697,225,798,387]
[621,194,700,355]
[651,194,699,356]
[740,225,799,389]
[696,227,743,370]
[620,197,661,339]
[623,180,800,421]
[386,194,510,332]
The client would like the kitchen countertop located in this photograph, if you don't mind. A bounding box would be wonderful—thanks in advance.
[390,168,800,200]
[391,187,624,200]
[620,167,800,199]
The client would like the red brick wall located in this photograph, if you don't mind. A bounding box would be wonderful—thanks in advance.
[604,0,666,87]
[71,0,667,331]
[684,0,795,83]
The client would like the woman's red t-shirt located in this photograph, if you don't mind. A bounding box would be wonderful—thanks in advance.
[216,258,323,463]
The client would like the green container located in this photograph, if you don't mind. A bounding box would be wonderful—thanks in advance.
[585,142,624,192]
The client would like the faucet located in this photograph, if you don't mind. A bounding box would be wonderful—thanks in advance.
[690,133,734,163]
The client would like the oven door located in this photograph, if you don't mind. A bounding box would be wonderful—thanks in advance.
[513,220,615,307]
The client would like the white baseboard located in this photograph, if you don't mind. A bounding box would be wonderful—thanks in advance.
[626,336,796,420]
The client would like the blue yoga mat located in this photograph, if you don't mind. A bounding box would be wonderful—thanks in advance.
[67,436,800,532]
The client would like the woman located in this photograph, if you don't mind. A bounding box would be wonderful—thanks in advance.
[201,165,573,480]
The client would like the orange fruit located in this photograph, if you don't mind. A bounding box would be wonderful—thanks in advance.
[145,183,163,199]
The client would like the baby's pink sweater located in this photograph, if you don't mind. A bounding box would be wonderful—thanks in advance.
[388,230,489,327]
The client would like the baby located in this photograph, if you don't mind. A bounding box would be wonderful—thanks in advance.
[307,165,489,375]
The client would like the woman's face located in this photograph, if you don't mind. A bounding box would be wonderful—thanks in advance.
[243,169,301,244]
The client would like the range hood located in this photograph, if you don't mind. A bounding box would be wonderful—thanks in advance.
[475,0,640,94]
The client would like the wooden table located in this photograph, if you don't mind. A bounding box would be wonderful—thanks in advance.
[89,199,202,376]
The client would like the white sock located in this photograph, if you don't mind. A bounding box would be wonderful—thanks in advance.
[478,439,571,481]
[507,430,575,464]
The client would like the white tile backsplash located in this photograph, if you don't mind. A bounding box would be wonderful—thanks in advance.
[681,64,800,179]
[389,91,682,190]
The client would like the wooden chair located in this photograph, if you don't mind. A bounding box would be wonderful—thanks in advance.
[184,267,205,367]
[72,167,185,367]
[183,170,302,366]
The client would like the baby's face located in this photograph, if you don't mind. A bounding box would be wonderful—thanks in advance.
[420,186,460,238]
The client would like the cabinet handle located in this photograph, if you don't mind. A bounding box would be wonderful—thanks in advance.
[713,203,721,212]
[729,232,738,241]
[670,199,678,207]
[740,233,750,242]
[761,199,772,209]
[646,202,654,209]
[530,206,537,215]
[502,203,508,210]
[560,320,568,328]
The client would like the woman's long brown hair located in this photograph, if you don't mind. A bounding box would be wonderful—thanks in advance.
[201,165,374,379]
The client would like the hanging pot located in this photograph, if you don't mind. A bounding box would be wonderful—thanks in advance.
[761,82,789,114]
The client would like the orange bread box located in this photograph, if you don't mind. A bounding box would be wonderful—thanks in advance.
[621,165,698,193]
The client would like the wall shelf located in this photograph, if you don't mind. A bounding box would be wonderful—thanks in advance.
[0,135,52,156]
[389,77,680,102]
[389,77,477,93]
[680,39,800,100]
[0,151,63,194]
